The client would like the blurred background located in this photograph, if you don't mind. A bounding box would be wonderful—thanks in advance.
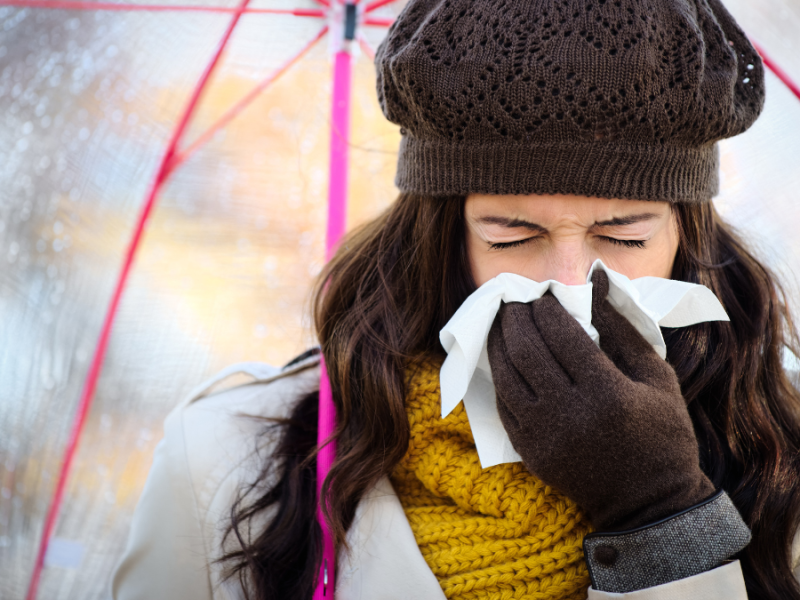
[0,0,798,597]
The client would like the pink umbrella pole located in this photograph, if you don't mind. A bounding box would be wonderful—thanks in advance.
[324,50,352,261]
[315,2,355,598]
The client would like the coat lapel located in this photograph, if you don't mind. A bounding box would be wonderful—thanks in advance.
[337,476,446,600]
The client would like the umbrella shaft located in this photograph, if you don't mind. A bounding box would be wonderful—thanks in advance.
[326,49,353,260]
[316,26,353,600]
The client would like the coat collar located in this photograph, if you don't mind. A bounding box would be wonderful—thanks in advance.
[337,476,446,600]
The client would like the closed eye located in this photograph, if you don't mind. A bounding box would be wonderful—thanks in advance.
[489,237,538,250]
[490,236,647,250]
[600,236,647,249]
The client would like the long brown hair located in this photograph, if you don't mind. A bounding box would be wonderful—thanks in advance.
[221,193,800,600]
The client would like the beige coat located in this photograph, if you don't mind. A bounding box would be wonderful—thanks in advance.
[112,355,800,600]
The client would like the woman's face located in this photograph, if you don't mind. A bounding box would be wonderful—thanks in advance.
[465,193,680,287]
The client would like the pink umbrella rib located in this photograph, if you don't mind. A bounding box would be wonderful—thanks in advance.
[0,0,324,15]
[24,1,253,599]
[363,16,392,26]
[170,26,329,173]
[357,33,376,60]
[364,0,395,14]
[752,41,800,102]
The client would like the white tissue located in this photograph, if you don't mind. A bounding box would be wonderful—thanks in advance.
[438,259,729,468]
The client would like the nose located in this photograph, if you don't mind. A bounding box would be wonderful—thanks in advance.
[537,247,591,285]
[549,265,587,285]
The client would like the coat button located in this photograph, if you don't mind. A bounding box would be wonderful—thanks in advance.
[593,545,618,567]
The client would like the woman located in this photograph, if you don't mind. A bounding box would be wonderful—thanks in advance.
[112,0,800,598]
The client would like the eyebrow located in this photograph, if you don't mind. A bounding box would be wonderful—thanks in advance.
[593,213,661,227]
[476,216,546,232]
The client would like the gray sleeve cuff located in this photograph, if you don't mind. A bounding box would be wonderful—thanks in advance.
[583,490,751,593]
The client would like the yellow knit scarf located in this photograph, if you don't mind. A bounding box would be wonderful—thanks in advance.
[389,360,594,600]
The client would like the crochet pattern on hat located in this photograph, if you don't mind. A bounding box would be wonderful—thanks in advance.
[376,0,765,201]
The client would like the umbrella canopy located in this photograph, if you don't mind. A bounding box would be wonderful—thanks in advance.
[0,0,798,598]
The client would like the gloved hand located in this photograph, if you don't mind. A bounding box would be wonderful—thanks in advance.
[487,270,715,532]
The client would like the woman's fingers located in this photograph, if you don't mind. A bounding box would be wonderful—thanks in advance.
[489,301,570,401]
[487,316,534,432]
[590,271,681,390]
[531,293,616,385]
[591,269,610,316]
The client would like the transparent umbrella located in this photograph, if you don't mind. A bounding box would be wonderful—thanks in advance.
[0,0,797,599]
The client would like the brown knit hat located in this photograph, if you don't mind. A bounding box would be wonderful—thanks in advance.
[375,0,765,202]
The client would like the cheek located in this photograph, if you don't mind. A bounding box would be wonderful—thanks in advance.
[645,217,680,278]
[468,237,506,286]
[601,230,679,279]
[468,238,580,285]
[467,234,541,286]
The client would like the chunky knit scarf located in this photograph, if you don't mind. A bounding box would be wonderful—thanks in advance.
[389,360,593,600]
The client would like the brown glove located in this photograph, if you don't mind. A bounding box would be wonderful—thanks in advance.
[487,270,715,532]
